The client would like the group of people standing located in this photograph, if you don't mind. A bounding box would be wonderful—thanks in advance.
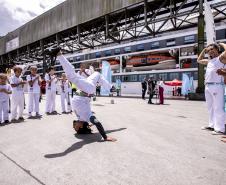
[0,65,72,124]
[141,77,164,105]
[0,47,116,142]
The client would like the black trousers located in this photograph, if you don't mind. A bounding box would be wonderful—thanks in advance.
[148,93,154,104]
[90,116,107,139]
[71,88,77,98]
[142,89,147,99]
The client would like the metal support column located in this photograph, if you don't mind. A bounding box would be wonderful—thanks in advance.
[197,0,205,93]
[40,40,47,75]
[17,49,20,63]
[119,55,123,73]
[56,33,60,46]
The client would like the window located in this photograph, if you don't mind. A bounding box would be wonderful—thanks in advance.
[105,50,111,56]
[95,52,101,58]
[114,48,121,54]
[166,39,176,47]
[122,75,129,82]
[69,58,74,62]
[183,72,191,78]
[139,74,147,82]
[158,73,168,81]
[74,63,80,69]
[113,76,121,82]
[180,46,195,56]
[151,42,159,49]
[76,56,81,61]
[148,74,157,80]
[136,44,144,51]
[194,72,198,80]
[169,73,179,80]
[130,75,137,82]
[184,35,195,43]
[124,46,131,53]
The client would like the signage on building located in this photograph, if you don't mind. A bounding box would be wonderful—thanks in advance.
[6,37,19,52]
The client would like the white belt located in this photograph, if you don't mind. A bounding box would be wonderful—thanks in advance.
[205,82,224,86]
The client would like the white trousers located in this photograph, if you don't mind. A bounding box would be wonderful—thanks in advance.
[45,91,56,113]
[205,84,225,132]
[28,93,40,113]
[11,92,24,119]
[57,55,111,95]
[0,99,9,122]
[61,92,71,112]
[71,96,92,122]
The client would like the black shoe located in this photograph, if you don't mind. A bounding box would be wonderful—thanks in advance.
[18,117,25,121]
[4,120,9,124]
[52,111,58,114]
[44,47,61,57]
[201,126,214,131]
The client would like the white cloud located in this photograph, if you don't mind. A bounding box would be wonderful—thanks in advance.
[0,0,65,36]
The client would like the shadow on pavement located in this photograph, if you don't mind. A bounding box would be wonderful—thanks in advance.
[44,128,127,159]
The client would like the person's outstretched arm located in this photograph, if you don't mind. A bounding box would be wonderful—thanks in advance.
[197,48,208,65]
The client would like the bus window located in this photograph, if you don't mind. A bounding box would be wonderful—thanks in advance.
[124,47,131,53]
[151,41,159,49]
[166,39,176,47]
[183,72,191,78]
[114,48,121,55]
[105,50,111,56]
[136,44,144,51]
[76,56,81,61]
[130,75,137,82]
[122,75,129,82]
[139,74,147,82]
[184,35,195,44]
[194,72,198,80]
[74,63,80,69]
[95,52,101,58]
[158,73,168,81]
[169,73,179,80]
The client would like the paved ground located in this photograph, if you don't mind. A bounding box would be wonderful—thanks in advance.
[0,95,226,185]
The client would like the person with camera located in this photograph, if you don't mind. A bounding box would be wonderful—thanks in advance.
[198,43,226,135]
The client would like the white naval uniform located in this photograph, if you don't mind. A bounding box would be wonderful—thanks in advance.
[205,57,225,133]
[57,55,111,122]
[0,84,11,123]
[45,74,57,113]
[10,75,25,119]
[60,79,71,112]
[26,74,40,115]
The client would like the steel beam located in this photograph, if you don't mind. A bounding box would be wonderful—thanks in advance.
[197,0,205,93]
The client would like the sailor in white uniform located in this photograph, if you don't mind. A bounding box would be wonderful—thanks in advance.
[45,66,58,114]
[0,73,12,124]
[60,73,72,113]
[198,43,226,134]
[26,66,41,118]
[10,66,26,122]
[51,49,116,141]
